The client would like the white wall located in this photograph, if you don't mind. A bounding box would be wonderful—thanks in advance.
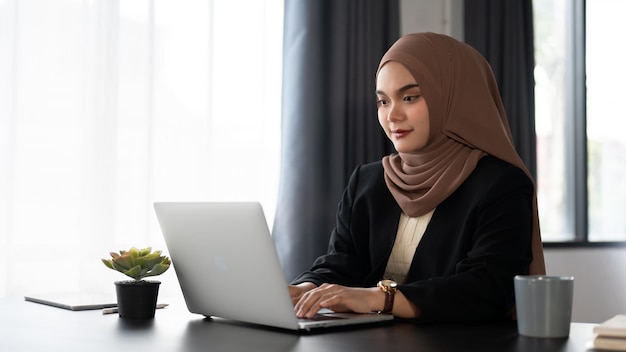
[545,247,626,323]
[400,0,626,324]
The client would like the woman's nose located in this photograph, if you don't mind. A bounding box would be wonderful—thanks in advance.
[386,103,403,122]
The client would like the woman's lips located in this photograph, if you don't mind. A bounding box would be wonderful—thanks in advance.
[391,129,411,139]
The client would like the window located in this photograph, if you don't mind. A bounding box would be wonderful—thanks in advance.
[0,0,283,297]
[534,0,626,243]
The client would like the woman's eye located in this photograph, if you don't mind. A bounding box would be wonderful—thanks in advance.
[404,95,420,102]
[376,99,388,107]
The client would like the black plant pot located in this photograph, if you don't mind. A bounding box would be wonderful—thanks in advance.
[114,280,160,319]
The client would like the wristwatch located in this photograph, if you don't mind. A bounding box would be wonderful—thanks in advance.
[377,279,398,314]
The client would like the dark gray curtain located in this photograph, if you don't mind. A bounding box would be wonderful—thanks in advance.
[273,0,399,281]
[464,0,537,179]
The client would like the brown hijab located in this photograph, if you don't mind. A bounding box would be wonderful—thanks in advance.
[378,32,545,275]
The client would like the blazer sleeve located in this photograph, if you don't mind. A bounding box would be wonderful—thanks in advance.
[291,162,393,287]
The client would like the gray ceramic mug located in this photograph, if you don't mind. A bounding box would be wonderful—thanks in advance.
[514,275,574,338]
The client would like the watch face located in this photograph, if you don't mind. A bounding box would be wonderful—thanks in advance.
[380,279,398,288]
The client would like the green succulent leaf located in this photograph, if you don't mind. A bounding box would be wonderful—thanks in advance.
[145,263,170,277]
[139,247,152,256]
[144,254,164,268]
[101,259,114,269]
[111,260,128,273]
[134,256,146,267]
[128,247,140,258]
[112,253,135,271]
[123,265,143,280]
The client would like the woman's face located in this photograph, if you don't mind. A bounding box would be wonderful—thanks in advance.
[376,61,430,153]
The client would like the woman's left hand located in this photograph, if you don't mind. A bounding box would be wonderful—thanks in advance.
[293,283,381,318]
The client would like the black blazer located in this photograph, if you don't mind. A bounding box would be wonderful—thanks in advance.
[292,156,534,322]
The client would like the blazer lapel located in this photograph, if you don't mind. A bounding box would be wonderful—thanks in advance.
[363,195,401,285]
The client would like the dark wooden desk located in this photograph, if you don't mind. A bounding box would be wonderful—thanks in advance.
[0,297,599,351]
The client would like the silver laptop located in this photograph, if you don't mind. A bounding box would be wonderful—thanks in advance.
[154,202,393,331]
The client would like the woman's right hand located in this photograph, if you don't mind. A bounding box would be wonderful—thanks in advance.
[288,282,317,305]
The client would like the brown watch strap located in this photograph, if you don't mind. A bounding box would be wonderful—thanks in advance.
[382,289,394,313]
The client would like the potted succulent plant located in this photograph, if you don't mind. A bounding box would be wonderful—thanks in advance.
[102,246,170,319]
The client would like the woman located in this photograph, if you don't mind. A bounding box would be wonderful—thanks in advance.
[289,32,545,323]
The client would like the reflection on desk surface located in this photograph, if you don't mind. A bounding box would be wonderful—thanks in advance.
[183,318,299,351]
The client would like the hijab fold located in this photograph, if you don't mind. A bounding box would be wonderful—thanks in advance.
[378,33,545,275]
